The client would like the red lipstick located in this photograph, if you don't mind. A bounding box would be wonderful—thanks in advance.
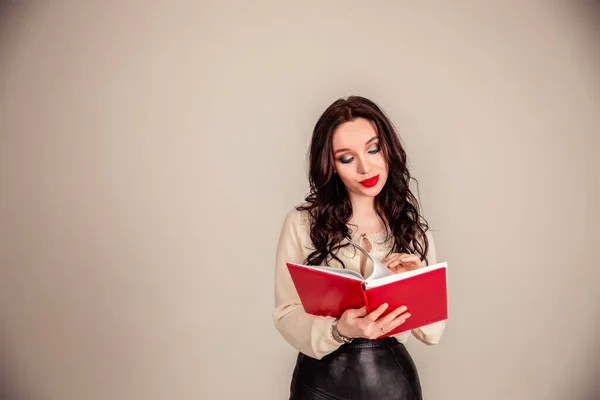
[359,174,380,188]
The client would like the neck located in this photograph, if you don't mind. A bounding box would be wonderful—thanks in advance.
[348,192,376,217]
[347,193,385,235]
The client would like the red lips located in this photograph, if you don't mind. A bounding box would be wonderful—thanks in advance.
[359,174,380,188]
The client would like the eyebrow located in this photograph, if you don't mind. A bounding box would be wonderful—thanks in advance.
[333,136,378,155]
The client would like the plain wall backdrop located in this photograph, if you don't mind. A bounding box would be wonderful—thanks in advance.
[1,1,599,399]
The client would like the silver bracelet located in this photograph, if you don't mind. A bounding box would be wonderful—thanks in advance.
[331,318,353,344]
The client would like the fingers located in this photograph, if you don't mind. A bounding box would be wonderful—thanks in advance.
[358,305,411,339]
[354,306,367,318]
[382,253,419,263]
[382,253,405,266]
[388,265,410,274]
[340,304,389,339]
[385,253,421,273]
[400,254,419,261]
[381,253,401,264]
[374,306,411,337]
[383,311,411,334]
[344,304,412,339]
[344,305,368,319]
[364,303,389,322]
[399,254,419,264]
[377,305,409,327]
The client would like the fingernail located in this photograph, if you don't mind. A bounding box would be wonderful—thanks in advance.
[405,313,411,318]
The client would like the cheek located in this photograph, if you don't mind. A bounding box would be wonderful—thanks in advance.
[336,168,355,184]
[374,154,388,171]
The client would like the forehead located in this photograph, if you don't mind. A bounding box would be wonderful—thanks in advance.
[331,118,378,149]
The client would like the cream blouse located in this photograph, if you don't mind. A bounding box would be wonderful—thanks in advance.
[273,207,446,360]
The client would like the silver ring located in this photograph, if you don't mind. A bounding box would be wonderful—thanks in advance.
[381,327,386,333]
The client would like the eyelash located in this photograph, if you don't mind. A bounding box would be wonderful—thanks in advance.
[339,144,380,164]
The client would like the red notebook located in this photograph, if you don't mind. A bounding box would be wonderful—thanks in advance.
[286,261,448,338]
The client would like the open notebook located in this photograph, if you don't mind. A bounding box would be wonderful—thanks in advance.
[286,238,448,337]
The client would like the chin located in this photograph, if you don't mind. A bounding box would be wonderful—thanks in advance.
[355,184,385,197]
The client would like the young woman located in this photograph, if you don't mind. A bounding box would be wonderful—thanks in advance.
[273,95,446,400]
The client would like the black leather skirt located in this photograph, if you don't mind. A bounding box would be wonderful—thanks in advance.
[289,337,422,400]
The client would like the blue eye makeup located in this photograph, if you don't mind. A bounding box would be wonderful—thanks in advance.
[368,144,380,154]
[337,143,380,164]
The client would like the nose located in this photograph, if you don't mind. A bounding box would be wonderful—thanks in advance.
[356,155,370,175]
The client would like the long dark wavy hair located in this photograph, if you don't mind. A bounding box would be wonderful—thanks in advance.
[297,95,430,268]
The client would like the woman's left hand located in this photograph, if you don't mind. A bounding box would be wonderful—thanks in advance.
[382,253,422,274]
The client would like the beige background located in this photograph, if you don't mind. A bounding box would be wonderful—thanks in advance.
[1,1,599,399]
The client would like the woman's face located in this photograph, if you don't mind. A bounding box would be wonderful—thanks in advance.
[331,117,388,199]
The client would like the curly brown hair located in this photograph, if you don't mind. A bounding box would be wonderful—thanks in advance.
[297,95,430,268]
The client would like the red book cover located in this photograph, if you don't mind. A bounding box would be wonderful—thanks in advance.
[286,261,448,337]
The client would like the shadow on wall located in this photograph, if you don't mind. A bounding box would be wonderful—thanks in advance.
[0,0,37,49]
[0,0,15,23]
[580,339,600,400]
[1,2,34,398]
[0,0,10,14]
[0,336,21,400]
[0,0,17,51]
[1,3,21,397]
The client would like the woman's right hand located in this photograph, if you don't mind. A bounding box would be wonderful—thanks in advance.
[336,303,411,340]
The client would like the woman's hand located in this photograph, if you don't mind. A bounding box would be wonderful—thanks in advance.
[382,253,422,274]
[336,303,411,340]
